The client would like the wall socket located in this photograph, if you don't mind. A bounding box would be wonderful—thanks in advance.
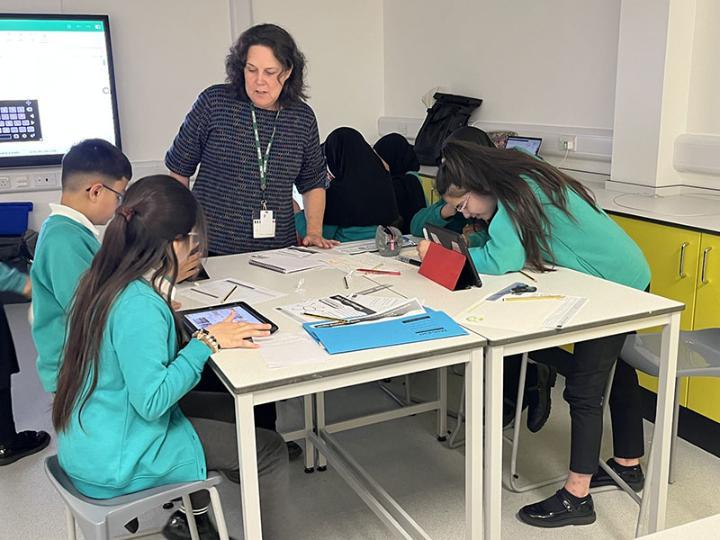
[0,170,59,192]
[559,135,577,152]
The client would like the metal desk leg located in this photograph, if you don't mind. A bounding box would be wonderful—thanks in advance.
[466,349,484,540]
[303,394,315,473]
[234,394,263,539]
[437,366,448,441]
[484,346,504,540]
[316,391,328,471]
[642,312,680,535]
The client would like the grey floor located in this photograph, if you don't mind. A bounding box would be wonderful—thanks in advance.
[2,302,720,539]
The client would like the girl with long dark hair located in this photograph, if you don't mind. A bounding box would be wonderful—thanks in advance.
[417,141,650,528]
[53,175,287,539]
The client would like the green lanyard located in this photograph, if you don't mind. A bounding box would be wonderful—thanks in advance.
[250,103,280,205]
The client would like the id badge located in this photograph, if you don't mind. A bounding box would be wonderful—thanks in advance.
[253,209,276,238]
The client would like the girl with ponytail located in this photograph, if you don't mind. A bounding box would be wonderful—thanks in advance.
[53,175,288,539]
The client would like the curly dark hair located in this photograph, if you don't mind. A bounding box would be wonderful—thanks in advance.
[225,23,308,106]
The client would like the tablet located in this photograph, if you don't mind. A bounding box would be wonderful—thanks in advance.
[180,301,279,334]
[423,223,483,287]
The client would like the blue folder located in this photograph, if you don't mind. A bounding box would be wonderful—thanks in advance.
[302,308,468,355]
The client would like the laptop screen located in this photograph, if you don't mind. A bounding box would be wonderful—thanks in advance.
[505,136,542,155]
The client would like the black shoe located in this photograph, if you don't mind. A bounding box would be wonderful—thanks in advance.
[0,430,51,466]
[518,488,596,528]
[287,441,303,461]
[526,365,556,433]
[162,510,234,540]
[590,458,645,492]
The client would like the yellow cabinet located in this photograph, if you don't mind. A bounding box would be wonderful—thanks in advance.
[419,175,438,205]
[686,232,720,422]
[610,215,700,405]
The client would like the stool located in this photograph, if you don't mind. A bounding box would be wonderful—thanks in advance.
[620,328,720,484]
[44,455,230,540]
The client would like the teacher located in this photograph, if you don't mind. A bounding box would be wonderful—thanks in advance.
[165,23,336,254]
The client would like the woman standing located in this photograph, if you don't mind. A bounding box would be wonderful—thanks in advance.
[166,23,336,254]
[166,24,336,453]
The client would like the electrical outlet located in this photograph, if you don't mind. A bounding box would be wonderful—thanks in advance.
[33,173,58,187]
[559,135,577,152]
[0,176,10,190]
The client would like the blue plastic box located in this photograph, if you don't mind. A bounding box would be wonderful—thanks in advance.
[0,202,33,236]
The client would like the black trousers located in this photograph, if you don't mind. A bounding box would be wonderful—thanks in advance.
[0,304,19,444]
[505,334,645,474]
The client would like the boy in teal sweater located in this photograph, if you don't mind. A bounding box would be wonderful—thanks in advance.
[32,139,131,393]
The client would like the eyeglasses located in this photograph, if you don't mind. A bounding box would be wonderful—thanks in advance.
[456,193,471,213]
[86,183,125,203]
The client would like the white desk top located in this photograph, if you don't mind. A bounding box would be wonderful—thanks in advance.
[639,513,720,539]
[460,268,684,347]
[188,249,682,392]
[193,251,487,394]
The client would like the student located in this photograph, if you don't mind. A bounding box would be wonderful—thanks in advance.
[52,175,288,540]
[295,127,400,242]
[410,126,495,240]
[0,264,50,465]
[412,126,556,431]
[32,139,131,393]
[373,133,426,234]
[417,140,650,528]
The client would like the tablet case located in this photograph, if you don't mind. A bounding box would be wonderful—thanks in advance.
[419,241,478,291]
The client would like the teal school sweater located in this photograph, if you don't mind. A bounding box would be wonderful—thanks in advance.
[58,280,210,498]
[31,215,101,392]
[294,212,377,243]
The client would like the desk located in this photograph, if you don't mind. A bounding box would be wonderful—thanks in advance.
[469,269,684,539]
[196,252,488,539]
[193,251,682,539]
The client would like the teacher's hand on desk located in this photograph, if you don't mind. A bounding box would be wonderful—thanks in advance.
[302,232,340,249]
[417,239,431,260]
[207,313,272,349]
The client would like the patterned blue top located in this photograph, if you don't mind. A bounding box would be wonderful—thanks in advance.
[166,84,326,254]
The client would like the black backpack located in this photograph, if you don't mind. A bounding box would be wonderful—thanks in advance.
[414,93,483,165]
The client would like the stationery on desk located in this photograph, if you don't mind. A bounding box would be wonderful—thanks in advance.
[179,278,285,306]
[334,236,417,256]
[249,247,327,274]
[275,294,416,324]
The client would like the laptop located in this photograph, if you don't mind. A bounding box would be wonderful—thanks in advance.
[505,136,542,155]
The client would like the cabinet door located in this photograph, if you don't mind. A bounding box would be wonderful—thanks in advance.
[687,232,720,422]
[418,175,437,205]
[611,215,700,404]
[611,215,700,329]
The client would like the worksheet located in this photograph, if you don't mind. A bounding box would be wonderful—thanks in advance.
[178,278,285,306]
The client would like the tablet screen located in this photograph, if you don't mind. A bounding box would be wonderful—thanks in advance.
[184,305,263,331]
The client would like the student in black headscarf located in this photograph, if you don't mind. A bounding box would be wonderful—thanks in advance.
[373,133,426,234]
[295,127,400,241]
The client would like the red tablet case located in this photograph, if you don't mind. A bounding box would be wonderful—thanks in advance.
[419,241,468,291]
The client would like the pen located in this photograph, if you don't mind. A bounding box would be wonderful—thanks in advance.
[503,295,565,302]
[221,285,238,302]
[398,256,421,267]
[518,270,537,282]
[356,268,401,276]
[422,227,429,241]
[227,279,254,290]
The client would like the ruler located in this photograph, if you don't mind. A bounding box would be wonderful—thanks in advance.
[543,296,588,328]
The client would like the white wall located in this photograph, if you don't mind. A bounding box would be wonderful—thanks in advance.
[251,0,384,142]
[0,0,234,229]
[383,0,621,129]
[687,0,720,135]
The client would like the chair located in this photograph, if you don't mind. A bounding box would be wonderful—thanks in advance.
[620,328,720,484]
[44,455,230,540]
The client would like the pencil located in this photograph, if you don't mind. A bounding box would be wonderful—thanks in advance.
[503,295,564,302]
[221,285,238,303]
[356,268,401,276]
[519,270,537,282]
[302,312,348,322]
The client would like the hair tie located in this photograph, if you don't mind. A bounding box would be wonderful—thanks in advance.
[116,206,135,222]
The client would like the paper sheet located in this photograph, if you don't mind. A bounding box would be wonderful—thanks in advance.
[276,294,422,325]
[248,248,328,273]
[256,332,330,369]
[178,278,285,306]
[456,295,587,332]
